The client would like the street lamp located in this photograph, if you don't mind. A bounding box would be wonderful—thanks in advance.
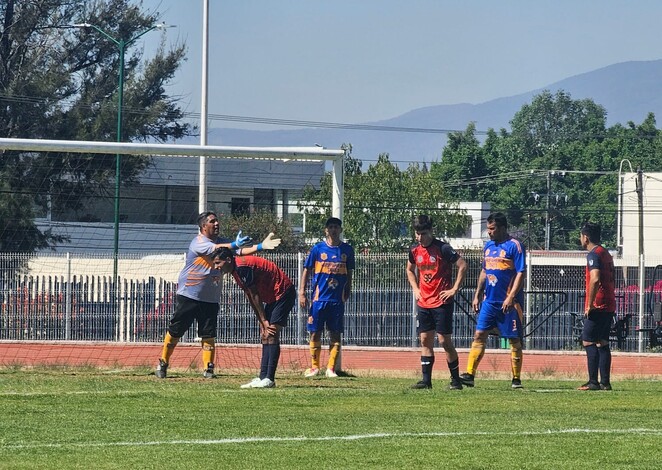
[73,22,169,282]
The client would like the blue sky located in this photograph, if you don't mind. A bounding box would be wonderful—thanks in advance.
[141,0,662,129]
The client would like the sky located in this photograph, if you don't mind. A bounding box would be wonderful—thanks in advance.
[139,0,662,130]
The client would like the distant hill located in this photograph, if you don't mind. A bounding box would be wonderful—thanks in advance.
[189,59,662,164]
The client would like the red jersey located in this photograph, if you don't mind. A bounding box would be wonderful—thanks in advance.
[408,239,461,308]
[585,245,616,312]
[232,256,293,304]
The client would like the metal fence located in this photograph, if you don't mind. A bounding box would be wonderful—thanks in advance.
[1,251,661,352]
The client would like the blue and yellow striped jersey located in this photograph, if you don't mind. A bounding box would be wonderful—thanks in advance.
[482,236,526,305]
[304,241,355,303]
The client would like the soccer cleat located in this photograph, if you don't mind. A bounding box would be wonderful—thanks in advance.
[253,378,275,388]
[325,368,338,378]
[600,383,613,391]
[511,378,523,389]
[449,380,464,390]
[577,381,600,391]
[411,380,432,389]
[240,377,262,389]
[459,373,475,387]
[202,362,215,379]
[304,367,320,377]
[155,359,168,379]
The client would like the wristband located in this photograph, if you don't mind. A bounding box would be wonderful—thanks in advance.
[257,243,263,251]
[230,241,238,250]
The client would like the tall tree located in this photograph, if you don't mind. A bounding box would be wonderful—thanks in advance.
[299,147,468,251]
[0,0,192,252]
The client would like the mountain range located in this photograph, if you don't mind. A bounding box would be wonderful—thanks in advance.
[189,59,662,164]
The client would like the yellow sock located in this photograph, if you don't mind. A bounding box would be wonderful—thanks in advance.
[466,339,486,375]
[510,339,523,379]
[201,337,215,368]
[161,332,179,364]
[310,341,321,369]
[327,342,341,370]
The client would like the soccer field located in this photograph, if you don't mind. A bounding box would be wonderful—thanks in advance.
[1,369,660,469]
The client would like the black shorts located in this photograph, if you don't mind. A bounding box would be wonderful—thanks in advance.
[416,303,454,335]
[167,295,219,339]
[581,310,614,343]
[265,286,296,327]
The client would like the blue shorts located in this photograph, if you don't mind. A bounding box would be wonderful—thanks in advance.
[307,301,344,333]
[266,286,296,327]
[582,310,614,343]
[475,300,523,339]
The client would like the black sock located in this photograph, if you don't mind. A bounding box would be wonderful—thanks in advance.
[448,358,460,381]
[260,344,269,379]
[598,345,612,385]
[421,355,435,384]
[266,343,280,381]
[585,344,599,384]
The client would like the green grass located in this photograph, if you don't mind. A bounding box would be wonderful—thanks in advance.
[0,368,660,469]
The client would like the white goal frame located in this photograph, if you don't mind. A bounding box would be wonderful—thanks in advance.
[0,136,345,219]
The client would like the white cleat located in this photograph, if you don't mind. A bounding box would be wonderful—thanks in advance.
[240,377,262,389]
[253,378,275,388]
[304,367,320,377]
[325,368,338,378]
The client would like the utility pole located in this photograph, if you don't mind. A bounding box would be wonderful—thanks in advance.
[545,171,551,250]
[636,167,645,352]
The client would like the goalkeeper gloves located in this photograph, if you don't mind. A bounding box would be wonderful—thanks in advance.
[257,232,281,251]
[230,230,254,250]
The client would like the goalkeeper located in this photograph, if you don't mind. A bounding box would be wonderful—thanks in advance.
[155,211,281,379]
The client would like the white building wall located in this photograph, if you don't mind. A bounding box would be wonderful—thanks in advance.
[622,172,662,261]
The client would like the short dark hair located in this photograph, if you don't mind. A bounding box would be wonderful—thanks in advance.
[197,211,217,229]
[487,212,508,229]
[581,222,601,244]
[413,215,433,232]
[325,217,342,227]
[211,247,234,262]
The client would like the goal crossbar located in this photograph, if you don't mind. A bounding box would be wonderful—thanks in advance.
[0,136,345,218]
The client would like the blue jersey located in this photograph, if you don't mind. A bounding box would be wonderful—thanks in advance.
[176,234,231,303]
[482,236,526,306]
[304,241,355,303]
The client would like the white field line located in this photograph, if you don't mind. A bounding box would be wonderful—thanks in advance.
[0,389,243,397]
[4,428,662,450]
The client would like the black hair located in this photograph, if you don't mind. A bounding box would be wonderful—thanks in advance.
[487,212,508,229]
[413,215,433,232]
[211,247,234,262]
[197,211,217,230]
[325,217,342,227]
[581,222,601,244]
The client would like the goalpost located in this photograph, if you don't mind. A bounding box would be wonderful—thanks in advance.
[0,137,345,374]
[0,137,345,219]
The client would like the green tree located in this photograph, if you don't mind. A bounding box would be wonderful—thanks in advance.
[0,0,192,252]
[300,147,468,251]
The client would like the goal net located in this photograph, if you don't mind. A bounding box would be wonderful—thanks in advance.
[0,137,344,376]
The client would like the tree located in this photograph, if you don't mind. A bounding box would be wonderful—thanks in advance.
[430,122,488,202]
[0,0,192,252]
[299,147,468,251]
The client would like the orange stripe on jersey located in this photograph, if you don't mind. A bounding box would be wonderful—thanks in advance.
[484,257,514,270]
[314,261,348,275]
[510,238,523,253]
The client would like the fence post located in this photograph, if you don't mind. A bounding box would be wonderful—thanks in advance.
[297,252,304,345]
[638,253,645,353]
[411,289,417,348]
[65,253,72,340]
[525,251,532,350]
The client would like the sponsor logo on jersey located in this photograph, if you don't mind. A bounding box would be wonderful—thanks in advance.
[487,274,498,286]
